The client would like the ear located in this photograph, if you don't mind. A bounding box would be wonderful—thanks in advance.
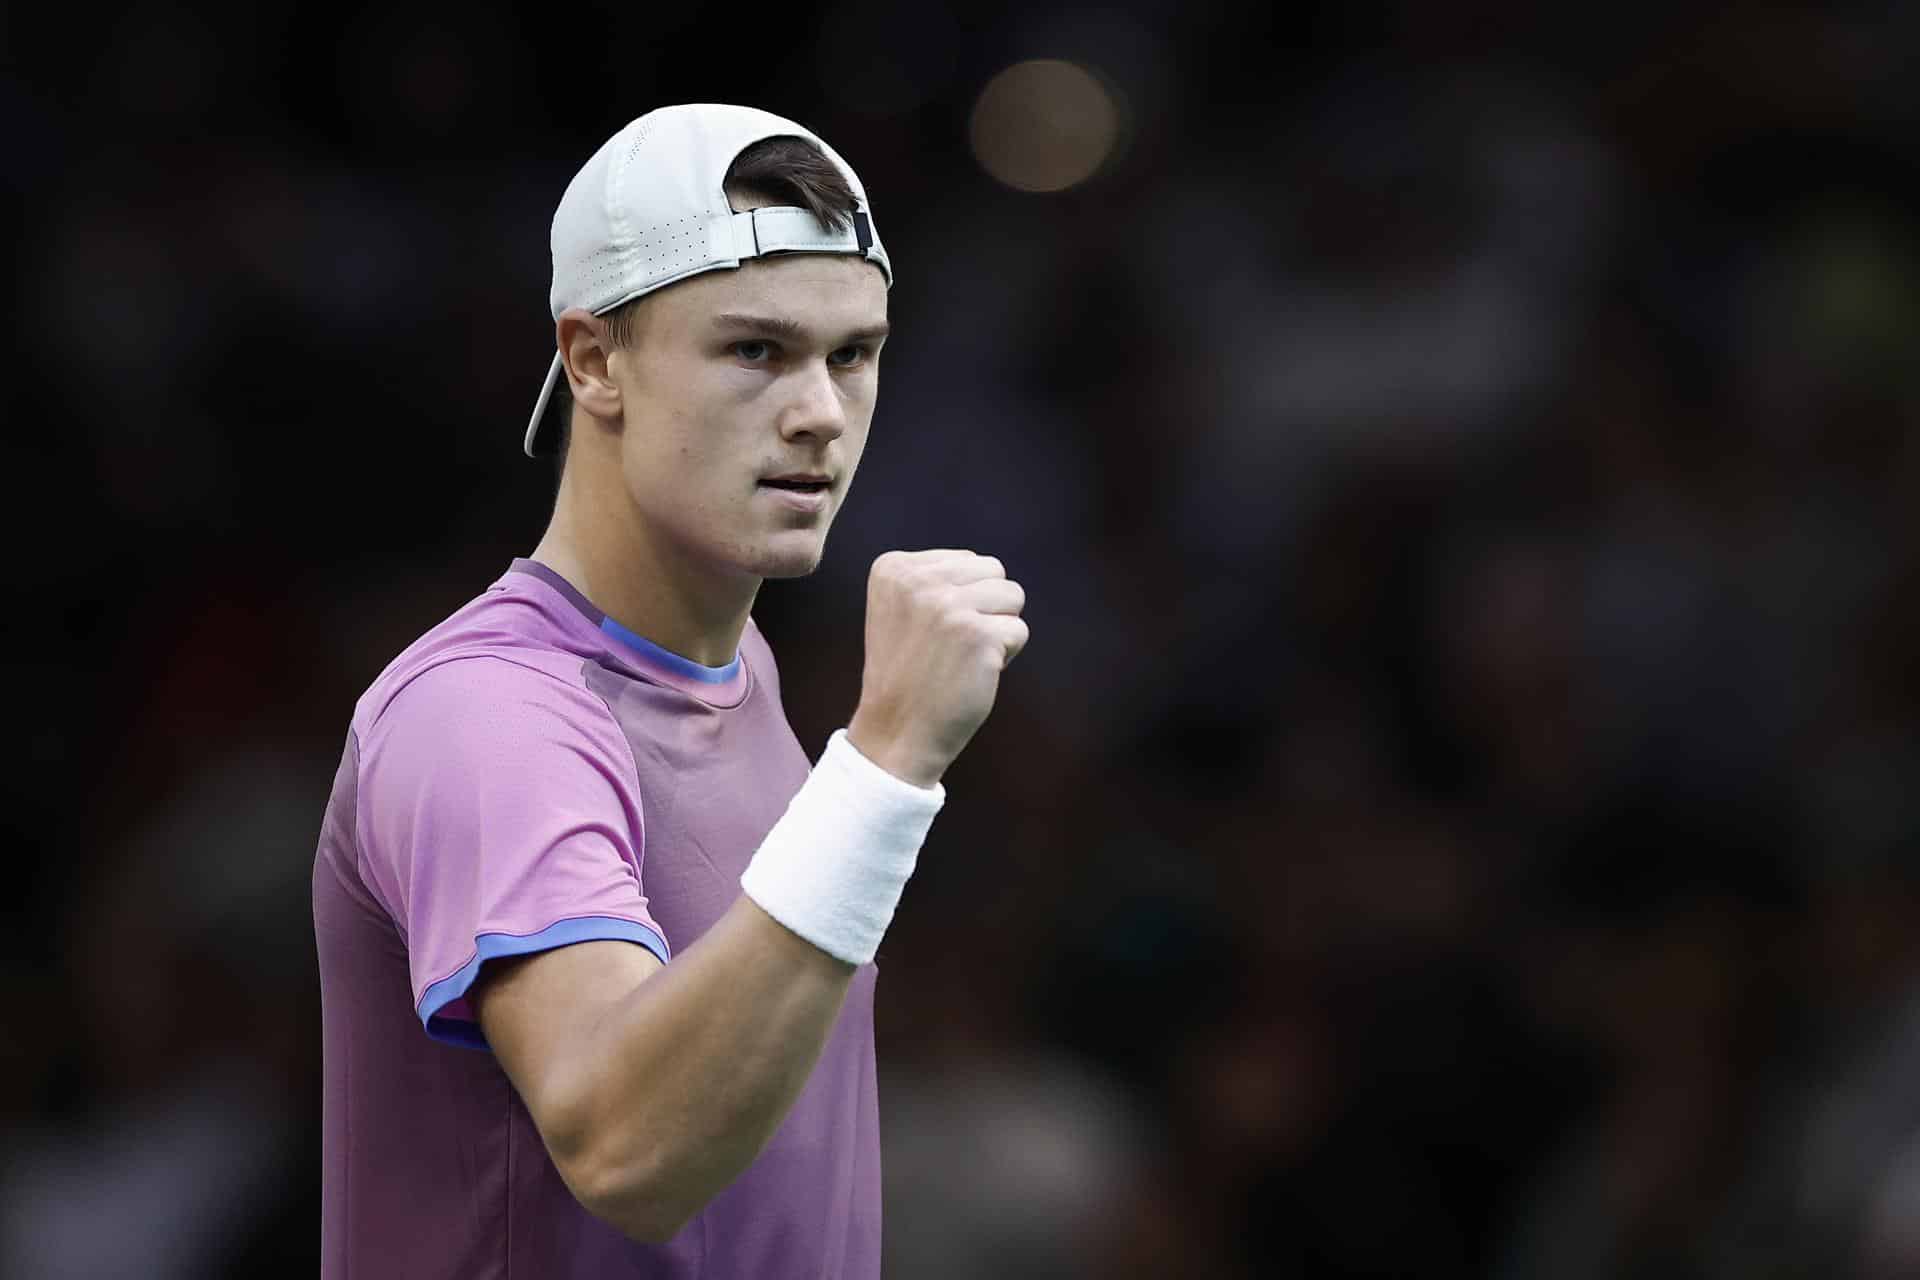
[556,308,621,420]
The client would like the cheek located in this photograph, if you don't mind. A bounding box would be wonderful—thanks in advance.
[622,393,722,473]
[620,411,751,524]
[840,406,876,469]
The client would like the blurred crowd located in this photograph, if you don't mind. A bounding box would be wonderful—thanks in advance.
[5,1,1919,1276]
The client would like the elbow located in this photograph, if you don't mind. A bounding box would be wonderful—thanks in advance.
[625,1208,695,1248]
[536,1078,693,1243]
[561,1143,698,1245]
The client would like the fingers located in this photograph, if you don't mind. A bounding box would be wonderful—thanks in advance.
[949,576,1025,617]
[919,556,1005,589]
[868,547,1029,663]
[874,548,976,572]
[980,614,1030,665]
[875,549,1007,587]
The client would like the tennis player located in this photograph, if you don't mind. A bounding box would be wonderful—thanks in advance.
[311,103,1028,1278]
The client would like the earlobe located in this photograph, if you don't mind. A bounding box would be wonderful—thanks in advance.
[557,308,621,419]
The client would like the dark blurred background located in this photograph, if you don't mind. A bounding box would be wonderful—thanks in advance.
[5,1,1920,1275]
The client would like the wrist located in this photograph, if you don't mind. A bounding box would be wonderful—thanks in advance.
[739,729,946,966]
[845,713,945,789]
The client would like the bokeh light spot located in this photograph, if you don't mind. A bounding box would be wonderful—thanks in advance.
[969,59,1122,193]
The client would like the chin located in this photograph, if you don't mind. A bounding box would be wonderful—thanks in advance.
[756,553,826,580]
[743,537,828,580]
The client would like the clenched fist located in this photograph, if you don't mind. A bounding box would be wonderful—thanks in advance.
[844,550,1029,788]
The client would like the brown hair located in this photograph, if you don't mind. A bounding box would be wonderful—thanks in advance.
[724,135,857,233]
[551,134,860,466]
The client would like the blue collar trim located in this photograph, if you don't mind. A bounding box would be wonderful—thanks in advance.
[598,615,742,684]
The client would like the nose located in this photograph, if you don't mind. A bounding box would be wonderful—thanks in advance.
[775,359,846,445]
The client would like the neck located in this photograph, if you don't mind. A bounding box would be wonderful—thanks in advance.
[533,466,759,669]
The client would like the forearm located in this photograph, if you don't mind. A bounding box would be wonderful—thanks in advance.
[549,730,942,1239]
[552,896,854,1239]
[486,730,945,1242]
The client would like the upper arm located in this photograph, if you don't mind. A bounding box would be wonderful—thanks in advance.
[473,939,665,1167]
[357,656,670,1047]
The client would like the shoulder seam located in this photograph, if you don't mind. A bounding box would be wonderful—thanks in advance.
[576,657,649,889]
[344,724,404,938]
[366,649,593,735]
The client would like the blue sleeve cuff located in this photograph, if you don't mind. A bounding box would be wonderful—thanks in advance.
[417,915,672,1050]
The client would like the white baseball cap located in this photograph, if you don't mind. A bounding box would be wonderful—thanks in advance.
[524,103,893,457]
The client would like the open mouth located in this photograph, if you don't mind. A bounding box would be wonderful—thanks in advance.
[760,479,830,493]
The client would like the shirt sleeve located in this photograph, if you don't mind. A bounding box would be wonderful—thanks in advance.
[356,654,670,1049]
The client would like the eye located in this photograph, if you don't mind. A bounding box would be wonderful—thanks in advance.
[827,344,870,368]
[732,340,773,363]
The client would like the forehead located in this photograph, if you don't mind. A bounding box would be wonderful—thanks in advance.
[652,252,888,336]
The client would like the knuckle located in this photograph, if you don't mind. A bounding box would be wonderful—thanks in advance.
[899,558,944,590]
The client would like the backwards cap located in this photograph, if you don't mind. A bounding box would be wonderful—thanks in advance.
[524,103,892,456]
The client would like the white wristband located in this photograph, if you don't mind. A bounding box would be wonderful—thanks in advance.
[740,728,945,965]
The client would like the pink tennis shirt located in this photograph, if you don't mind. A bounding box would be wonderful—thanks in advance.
[312,559,882,1278]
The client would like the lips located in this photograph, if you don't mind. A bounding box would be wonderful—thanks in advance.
[758,478,832,513]
[759,474,832,491]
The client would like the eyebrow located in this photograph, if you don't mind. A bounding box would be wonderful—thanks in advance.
[712,312,891,344]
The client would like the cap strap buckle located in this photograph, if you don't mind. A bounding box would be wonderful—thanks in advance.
[721,206,870,264]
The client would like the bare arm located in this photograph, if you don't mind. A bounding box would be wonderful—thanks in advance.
[473,897,854,1242]
[473,549,1027,1244]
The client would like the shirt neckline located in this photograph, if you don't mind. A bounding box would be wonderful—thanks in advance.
[504,558,753,707]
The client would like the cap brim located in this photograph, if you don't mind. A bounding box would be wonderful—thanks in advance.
[523,353,564,457]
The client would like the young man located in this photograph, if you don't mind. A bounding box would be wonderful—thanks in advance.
[312,104,1029,1278]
